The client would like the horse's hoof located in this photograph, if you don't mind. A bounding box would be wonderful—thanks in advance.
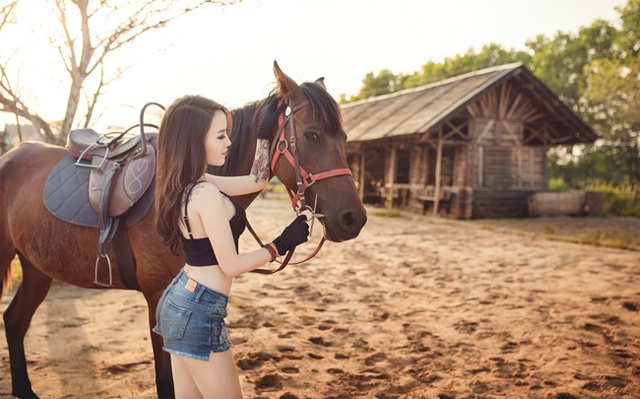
[13,389,40,399]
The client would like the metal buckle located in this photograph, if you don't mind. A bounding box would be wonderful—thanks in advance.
[277,139,289,154]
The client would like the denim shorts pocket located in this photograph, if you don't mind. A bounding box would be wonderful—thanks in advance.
[160,299,192,341]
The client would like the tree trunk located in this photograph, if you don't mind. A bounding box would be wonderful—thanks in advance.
[59,74,87,145]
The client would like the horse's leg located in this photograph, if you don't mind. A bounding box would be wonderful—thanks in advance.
[3,254,53,399]
[143,289,175,398]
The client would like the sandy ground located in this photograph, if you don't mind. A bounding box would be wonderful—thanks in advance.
[1,197,639,399]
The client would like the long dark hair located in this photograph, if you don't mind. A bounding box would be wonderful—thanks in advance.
[155,95,232,252]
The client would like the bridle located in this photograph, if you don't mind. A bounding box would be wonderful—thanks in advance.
[248,97,352,275]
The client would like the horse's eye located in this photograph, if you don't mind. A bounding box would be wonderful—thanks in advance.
[305,132,319,142]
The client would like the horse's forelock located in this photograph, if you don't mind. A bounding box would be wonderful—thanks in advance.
[299,82,344,135]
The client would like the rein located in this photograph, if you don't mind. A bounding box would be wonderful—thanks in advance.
[249,98,352,275]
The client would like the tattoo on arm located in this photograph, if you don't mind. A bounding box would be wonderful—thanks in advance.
[251,140,271,183]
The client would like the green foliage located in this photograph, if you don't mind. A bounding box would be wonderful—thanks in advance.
[526,20,617,108]
[548,177,569,191]
[371,209,404,218]
[586,183,640,217]
[617,0,640,57]
[404,43,532,89]
[340,43,531,104]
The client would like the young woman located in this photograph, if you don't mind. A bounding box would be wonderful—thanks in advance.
[154,94,309,398]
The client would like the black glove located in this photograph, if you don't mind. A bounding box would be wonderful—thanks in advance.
[257,96,287,140]
[273,215,310,256]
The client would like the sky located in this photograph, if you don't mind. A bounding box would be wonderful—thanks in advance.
[2,0,628,130]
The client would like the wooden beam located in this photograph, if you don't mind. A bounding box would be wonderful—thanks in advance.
[475,119,495,144]
[359,151,366,201]
[529,147,535,187]
[433,129,443,216]
[387,144,397,209]
[444,119,470,140]
[478,145,484,187]
[517,146,522,187]
[500,120,522,146]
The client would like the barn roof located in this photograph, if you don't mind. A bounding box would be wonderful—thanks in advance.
[342,63,597,145]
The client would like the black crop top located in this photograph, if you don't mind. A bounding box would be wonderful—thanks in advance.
[180,182,246,266]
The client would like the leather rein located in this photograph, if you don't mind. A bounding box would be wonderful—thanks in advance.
[248,98,352,275]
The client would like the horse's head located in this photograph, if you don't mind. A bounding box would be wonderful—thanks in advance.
[269,61,366,242]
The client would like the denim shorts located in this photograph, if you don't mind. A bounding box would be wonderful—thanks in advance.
[153,269,231,361]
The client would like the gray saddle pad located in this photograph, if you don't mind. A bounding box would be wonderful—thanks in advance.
[43,154,155,228]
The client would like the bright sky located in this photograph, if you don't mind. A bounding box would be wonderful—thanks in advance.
[2,0,627,130]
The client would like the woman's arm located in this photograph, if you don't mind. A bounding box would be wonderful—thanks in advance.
[205,138,271,196]
[192,183,308,277]
[196,184,274,276]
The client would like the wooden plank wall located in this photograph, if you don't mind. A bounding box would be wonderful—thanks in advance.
[467,117,547,189]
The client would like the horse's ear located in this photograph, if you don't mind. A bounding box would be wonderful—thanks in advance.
[315,77,326,91]
[273,61,304,103]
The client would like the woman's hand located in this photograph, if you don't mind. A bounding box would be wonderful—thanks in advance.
[272,215,310,256]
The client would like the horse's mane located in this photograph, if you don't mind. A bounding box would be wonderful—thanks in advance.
[209,81,344,178]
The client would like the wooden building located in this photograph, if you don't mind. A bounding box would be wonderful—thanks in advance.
[343,63,598,218]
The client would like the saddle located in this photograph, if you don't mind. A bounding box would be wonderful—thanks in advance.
[64,102,163,288]
[67,128,156,217]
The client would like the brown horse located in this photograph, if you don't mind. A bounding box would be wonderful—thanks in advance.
[0,62,366,398]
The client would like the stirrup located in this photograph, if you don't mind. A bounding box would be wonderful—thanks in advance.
[94,253,113,287]
[75,144,110,169]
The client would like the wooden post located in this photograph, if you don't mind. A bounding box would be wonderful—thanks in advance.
[475,119,493,189]
[358,151,366,201]
[387,144,397,209]
[529,147,534,188]
[478,145,484,187]
[433,129,443,216]
[517,146,522,187]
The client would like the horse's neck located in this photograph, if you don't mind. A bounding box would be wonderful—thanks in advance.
[220,104,262,209]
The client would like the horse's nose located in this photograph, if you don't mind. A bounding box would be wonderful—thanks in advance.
[339,209,366,234]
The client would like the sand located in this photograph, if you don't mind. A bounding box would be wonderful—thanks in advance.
[1,197,639,398]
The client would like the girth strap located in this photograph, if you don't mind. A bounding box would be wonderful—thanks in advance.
[94,156,141,290]
[95,162,121,287]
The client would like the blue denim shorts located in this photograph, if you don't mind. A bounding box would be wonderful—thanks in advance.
[153,269,231,361]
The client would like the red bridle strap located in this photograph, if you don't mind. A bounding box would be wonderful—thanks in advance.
[248,98,350,275]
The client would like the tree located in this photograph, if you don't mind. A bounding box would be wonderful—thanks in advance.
[341,43,531,104]
[581,0,640,184]
[406,42,532,88]
[341,69,408,103]
[526,19,617,113]
[0,0,241,145]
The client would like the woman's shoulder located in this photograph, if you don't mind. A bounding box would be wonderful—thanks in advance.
[187,181,224,206]
[189,180,222,197]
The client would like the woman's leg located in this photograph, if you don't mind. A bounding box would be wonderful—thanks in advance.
[174,349,243,399]
[171,354,205,399]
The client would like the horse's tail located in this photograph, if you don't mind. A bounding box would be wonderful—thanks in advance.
[0,146,16,301]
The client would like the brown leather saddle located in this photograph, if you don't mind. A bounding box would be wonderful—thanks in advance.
[67,128,156,217]
[65,102,164,287]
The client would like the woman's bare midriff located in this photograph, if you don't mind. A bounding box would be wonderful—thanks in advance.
[183,264,233,296]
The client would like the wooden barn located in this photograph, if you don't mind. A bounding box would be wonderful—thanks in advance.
[342,63,598,219]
